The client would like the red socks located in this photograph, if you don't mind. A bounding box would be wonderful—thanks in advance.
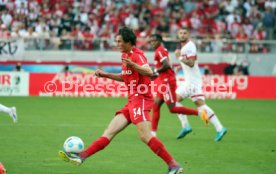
[79,136,177,168]
[80,136,110,159]
[147,137,173,165]
[151,104,161,132]
[170,106,198,115]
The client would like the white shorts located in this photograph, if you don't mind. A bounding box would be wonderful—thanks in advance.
[176,82,205,102]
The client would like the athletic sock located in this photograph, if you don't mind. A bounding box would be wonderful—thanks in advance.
[170,106,198,115]
[151,103,160,132]
[168,159,180,168]
[147,137,173,165]
[0,104,11,114]
[79,136,110,159]
[176,102,190,128]
[198,104,223,132]
[209,115,223,132]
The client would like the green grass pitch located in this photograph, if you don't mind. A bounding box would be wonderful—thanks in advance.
[0,97,276,174]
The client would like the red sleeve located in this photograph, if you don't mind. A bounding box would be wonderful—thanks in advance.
[132,53,148,66]
[156,46,168,62]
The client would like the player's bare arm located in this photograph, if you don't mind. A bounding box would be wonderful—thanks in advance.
[174,49,195,67]
[122,58,153,76]
[182,59,195,67]
[174,49,181,58]
[156,59,171,73]
[151,59,171,80]
[94,69,123,82]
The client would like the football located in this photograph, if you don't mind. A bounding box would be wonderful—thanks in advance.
[63,136,84,153]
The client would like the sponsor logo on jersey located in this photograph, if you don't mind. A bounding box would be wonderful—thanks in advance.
[122,70,132,75]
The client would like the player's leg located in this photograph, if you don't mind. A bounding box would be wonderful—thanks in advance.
[176,95,190,128]
[195,99,227,142]
[0,103,17,123]
[131,96,182,173]
[169,95,192,139]
[174,83,208,139]
[136,120,183,174]
[0,103,11,114]
[176,93,191,129]
[59,105,131,165]
[80,113,129,159]
[151,97,164,136]
[164,81,199,116]
[165,81,208,123]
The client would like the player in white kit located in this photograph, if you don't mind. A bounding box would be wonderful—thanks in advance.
[174,28,227,142]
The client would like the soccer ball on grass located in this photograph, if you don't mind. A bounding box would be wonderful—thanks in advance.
[63,136,84,153]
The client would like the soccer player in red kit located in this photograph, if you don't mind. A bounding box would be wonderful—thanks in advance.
[59,27,183,174]
[149,34,208,137]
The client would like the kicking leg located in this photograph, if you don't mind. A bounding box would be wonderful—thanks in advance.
[59,114,129,165]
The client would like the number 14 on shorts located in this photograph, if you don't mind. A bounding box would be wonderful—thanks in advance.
[133,107,141,119]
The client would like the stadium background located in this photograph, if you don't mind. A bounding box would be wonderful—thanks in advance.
[1,0,276,174]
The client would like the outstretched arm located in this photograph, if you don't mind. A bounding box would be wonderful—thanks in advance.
[94,69,123,82]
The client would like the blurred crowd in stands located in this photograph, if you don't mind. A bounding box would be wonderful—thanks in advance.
[0,0,275,53]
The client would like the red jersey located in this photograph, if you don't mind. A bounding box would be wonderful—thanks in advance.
[154,45,176,83]
[121,47,152,98]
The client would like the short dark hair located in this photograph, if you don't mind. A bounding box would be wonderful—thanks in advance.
[180,28,190,33]
[118,27,136,45]
[150,34,163,42]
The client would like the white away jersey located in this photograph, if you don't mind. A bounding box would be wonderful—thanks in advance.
[180,40,202,86]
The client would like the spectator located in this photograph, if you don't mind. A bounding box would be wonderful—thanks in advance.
[59,29,72,50]
[190,12,202,35]
[156,18,170,37]
[0,24,10,38]
[169,18,179,37]
[35,17,49,34]
[262,6,275,40]
[250,24,267,53]
[1,9,12,28]
[16,1,28,16]
[243,18,254,38]
[37,26,50,49]
[0,0,274,53]
[125,14,139,31]
[23,26,39,49]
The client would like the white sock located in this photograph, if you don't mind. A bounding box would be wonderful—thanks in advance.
[0,104,11,114]
[176,102,190,128]
[198,104,223,132]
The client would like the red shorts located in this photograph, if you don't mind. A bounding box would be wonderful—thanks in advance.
[115,95,153,124]
[155,79,177,105]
